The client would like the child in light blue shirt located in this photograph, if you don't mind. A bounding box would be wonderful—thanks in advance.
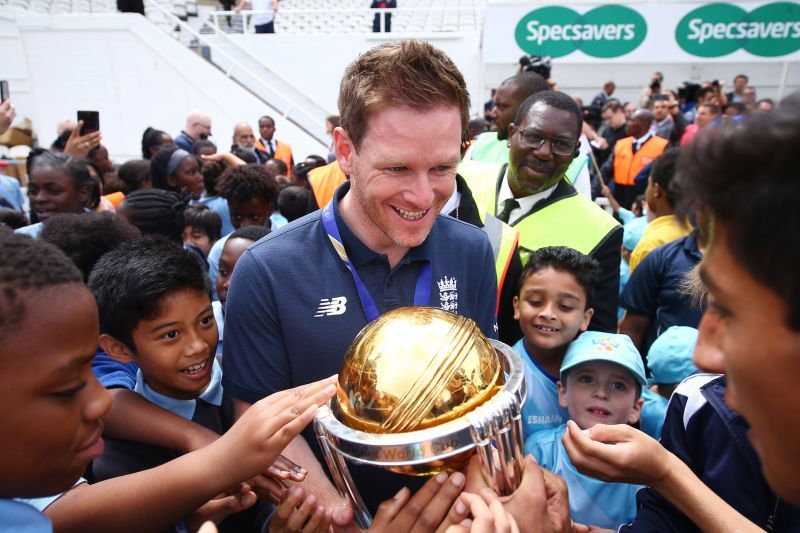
[526,331,647,528]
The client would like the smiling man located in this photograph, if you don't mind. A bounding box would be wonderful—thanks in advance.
[460,91,621,334]
[221,40,500,524]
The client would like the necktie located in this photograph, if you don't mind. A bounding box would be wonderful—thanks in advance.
[632,141,639,154]
[497,198,519,223]
[268,141,275,157]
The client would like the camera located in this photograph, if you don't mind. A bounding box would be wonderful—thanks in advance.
[519,55,552,80]
[650,79,661,93]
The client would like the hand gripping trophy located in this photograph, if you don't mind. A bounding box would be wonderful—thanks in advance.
[314,306,528,528]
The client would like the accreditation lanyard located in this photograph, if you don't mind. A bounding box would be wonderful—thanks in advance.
[321,199,432,322]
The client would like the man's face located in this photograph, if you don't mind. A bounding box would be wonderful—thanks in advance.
[625,113,650,138]
[742,87,757,106]
[602,108,626,129]
[259,119,276,141]
[490,83,525,140]
[507,102,579,197]
[623,103,637,119]
[128,289,218,401]
[513,266,593,353]
[0,286,111,498]
[190,118,212,140]
[558,361,643,430]
[695,106,718,128]
[695,222,800,502]
[233,125,256,150]
[336,105,461,255]
[733,76,748,92]
[652,100,669,121]
[229,197,272,229]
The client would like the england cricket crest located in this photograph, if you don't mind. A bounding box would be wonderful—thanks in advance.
[437,275,458,313]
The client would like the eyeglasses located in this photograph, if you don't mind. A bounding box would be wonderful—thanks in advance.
[515,128,576,156]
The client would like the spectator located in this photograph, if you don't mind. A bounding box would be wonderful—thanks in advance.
[639,71,663,109]
[235,0,279,33]
[680,103,720,146]
[0,207,28,229]
[277,185,310,222]
[191,139,217,157]
[741,86,757,110]
[646,325,698,399]
[590,80,616,111]
[175,110,212,152]
[623,101,637,120]
[254,115,293,169]
[141,127,173,160]
[756,98,775,112]
[325,115,339,163]
[601,109,668,210]
[371,0,396,32]
[150,145,204,200]
[116,159,152,194]
[651,95,686,146]
[594,99,627,166]
[726,74,748,103]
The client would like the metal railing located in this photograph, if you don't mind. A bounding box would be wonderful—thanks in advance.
[206,6,485,34]
[143,0,329,145]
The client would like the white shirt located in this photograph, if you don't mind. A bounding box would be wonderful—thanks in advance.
[250,0,274,25]
[497,169,558,226]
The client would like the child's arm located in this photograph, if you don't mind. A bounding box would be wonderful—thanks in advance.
[44,377,337,533]
[562,422,762,533]
[104,389,219,452]
[600,182,623,215]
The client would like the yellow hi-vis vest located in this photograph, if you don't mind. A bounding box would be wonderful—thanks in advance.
[481,213,519,313]
[458,160,620,266]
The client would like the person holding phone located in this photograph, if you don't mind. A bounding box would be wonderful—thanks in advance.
[0,81,15,135]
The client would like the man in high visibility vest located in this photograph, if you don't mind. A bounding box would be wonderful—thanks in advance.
[460,90,622,334]
[600,109,668,210]
[255,115,294,170]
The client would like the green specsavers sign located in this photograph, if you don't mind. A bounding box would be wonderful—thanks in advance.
[676,2,800,57]
[484,2,800,63]
[514,5,647,58]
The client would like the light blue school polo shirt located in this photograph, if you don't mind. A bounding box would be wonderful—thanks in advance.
[516,338,568,438]
[0,499,53,532]
[526,424,642,529]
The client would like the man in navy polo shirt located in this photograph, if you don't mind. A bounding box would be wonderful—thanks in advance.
[222,41,501,525]
[620,228,706,357]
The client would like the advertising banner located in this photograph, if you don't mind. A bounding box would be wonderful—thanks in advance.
[483,1,800,63]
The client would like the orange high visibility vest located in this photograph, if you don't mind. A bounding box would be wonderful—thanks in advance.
[308,161,347,208]
[255,139,294,169]
[613,136,668,186]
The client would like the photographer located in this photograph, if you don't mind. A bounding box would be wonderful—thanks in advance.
[639,71,664,109]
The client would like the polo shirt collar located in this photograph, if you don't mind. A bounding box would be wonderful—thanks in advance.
[683,230,703,260]
[330,181,432,268]
[134,358,223,421]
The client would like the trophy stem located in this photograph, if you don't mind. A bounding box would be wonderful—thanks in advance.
[314,421,373,529]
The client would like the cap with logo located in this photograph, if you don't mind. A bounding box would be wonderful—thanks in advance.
[560,331,647,386]
[647,326,699,385]
[623,216,646,251]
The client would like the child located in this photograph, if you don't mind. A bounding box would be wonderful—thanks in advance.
[0,231,336,531]
[16,151,94,237]
[513,246,666,439]
[214,225,270,356]
[512,246,598,435]
[526,331,646,528]
[647,326,699,399]
[618,216,646,321]
[199,158,235,237]
[277,185,311,223]
[183,204,222,259]
[207,164,282,299]
[150,145,204,200]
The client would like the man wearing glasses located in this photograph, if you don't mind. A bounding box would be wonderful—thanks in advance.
[174,109,213,152]
[459,91,622,333]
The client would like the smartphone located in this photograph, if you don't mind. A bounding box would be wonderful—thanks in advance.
[0,80,8,102]
[77,110,100,135]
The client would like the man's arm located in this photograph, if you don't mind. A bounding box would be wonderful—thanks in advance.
[618,312,651,352]
[587,226,622,333]
[618,249,660,348]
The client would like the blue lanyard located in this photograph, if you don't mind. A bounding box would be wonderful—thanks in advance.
[321,199,432,322]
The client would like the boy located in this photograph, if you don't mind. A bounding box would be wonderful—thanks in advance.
[183,204,222,260]
[0,231,336,531]
[514,246,665,439]
[512,246,598,435]
[207,163,283,299]
[526,331,646,528]
[214,225,271,356]
[646,326,698,399]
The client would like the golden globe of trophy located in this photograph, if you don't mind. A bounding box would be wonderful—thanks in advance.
[314,307,527,528]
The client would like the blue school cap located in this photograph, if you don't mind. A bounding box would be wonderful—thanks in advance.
[560,331,647,386]
[647,326,699,384]
[623,217,646,251]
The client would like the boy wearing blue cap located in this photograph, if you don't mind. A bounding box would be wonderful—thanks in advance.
[526,331,646,528]
[647,326,698,399]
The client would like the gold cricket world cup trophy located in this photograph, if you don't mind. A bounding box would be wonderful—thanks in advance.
[313,306,528,528]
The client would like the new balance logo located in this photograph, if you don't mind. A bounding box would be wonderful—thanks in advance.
[314,296,347,317]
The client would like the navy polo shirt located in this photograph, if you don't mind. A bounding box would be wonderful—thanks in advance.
[222,181,497,512]
[621,232,704,353]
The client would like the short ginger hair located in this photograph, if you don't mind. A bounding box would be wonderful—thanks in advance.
[338,40,470,150]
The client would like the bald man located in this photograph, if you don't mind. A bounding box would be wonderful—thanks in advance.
[175,109,212,152]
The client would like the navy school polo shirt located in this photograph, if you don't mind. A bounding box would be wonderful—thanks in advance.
[222,181,498,513]
[620,232,704,355]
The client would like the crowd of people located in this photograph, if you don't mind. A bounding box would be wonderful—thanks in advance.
[1,39,799,533]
